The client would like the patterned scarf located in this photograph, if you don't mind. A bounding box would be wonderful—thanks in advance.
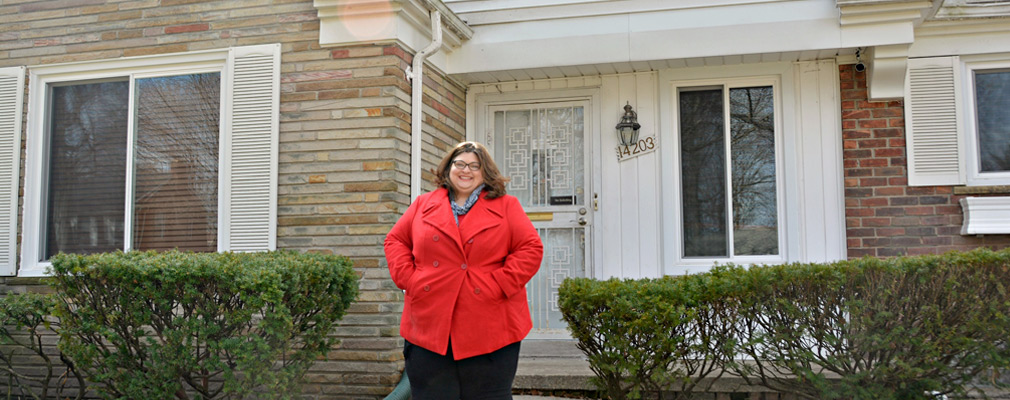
[450,184,485,226]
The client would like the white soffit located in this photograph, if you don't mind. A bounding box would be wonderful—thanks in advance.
[451,49,849,85]
[444,0,794,25]
[444,0,847,75]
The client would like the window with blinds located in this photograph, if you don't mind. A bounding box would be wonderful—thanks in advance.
[43,73,220,258]
[18,44,279,276]
[133,74,220,252]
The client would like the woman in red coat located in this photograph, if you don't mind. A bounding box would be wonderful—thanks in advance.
[384,141,544,399]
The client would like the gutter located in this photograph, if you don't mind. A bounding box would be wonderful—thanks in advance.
[406,9,443,202]
[391,10,446,395]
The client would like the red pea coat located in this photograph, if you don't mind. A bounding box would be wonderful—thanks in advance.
[384,187,544,360]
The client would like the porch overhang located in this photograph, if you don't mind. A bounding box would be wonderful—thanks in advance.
[312,0,1010,98]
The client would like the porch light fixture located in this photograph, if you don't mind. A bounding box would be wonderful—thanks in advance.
[615,103,641,146]
[854,47,866,73]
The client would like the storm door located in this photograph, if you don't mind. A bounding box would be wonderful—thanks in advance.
[487,101,592,337]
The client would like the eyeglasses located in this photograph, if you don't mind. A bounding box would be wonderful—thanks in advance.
[452,160,481,172]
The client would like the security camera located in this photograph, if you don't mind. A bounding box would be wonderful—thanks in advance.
[854,62,866,73]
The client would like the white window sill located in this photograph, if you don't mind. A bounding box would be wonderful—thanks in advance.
[960,196,1010,235]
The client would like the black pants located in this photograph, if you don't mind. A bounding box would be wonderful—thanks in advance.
[404,339,521,400]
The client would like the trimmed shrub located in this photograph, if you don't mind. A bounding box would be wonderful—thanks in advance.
[559,248,1010,400]
[727,249,1010,400]
[0,292,85,399]
[559,274,735,400]
[49,250,359,400]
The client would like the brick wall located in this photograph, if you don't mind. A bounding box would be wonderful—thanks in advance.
[0,1,465,398]
[840,63,1010,258]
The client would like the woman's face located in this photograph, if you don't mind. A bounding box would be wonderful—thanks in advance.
[449,151,485,198]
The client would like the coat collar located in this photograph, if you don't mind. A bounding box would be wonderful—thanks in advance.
[420,187,504,253]
[459,191,503,244]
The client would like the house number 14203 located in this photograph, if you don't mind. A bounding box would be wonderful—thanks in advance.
[616,136,657,161]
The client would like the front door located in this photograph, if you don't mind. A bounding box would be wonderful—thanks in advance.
[486,101,592,338]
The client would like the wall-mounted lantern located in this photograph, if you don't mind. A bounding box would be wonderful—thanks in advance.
[615,103,641,146]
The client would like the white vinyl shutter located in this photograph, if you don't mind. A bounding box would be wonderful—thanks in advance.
[905,56,965,186]
[223,44,279,252]
[0,67,23,275]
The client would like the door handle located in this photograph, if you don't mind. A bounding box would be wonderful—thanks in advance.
[578,217,587,226]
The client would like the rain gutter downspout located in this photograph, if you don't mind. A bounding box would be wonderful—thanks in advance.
[390,11,443,398]
[407,10,443,202]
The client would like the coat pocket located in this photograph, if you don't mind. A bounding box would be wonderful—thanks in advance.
[468,270,507,303]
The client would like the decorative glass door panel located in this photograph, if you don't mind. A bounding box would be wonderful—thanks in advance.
[487,101,591,337]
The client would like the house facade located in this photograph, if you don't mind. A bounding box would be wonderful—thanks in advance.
[0,0,1009,398]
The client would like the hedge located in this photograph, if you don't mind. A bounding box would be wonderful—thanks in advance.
[559,248,1010,400]
[559,273,735,400]
[49,250,359,400]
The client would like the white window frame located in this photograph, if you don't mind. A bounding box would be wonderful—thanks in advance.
[963,56,1010,186]
[21,47,279,277]
[669,76,788,269]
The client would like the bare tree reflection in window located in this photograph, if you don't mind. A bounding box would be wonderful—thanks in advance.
[730,87,778,255]
[680,88,727,257]
[974,70,1010,172]
[46,81,129,259]
[679,85,778,258]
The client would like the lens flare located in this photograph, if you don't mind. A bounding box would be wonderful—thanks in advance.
[337,0,394,41]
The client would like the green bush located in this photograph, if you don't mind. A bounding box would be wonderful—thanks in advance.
[0,292,85,399]
[727,249,1010,400]
[559,274,734,400]
[49,250,359,400]
[559,248,1010,400]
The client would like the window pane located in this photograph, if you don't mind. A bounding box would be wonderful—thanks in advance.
[46,81,129,259]
[680,88,727,257]
[730,87,778,255]
[133,73,220,252]
[975,70,1010,172]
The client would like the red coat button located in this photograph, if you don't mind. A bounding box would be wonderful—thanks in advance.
[468,239,474,244]
[460,264,467,270]
[474,288,481,294]
[433,260,439,267]
[423,285,430,292]
[433,235,439,241]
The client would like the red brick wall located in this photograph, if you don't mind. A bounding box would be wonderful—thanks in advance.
[840,64,1010,258]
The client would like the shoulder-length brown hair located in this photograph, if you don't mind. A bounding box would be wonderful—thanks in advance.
[432,141,510,199]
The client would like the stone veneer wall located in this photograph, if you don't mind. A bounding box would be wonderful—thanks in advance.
[839,63,1010,258]
[0,1,466,398]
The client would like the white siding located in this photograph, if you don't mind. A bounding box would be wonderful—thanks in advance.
[658,62,847,275]
[469,73,662,280]
[470,63,846,280]
[793,60,847,263]
[599,73,662,279]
